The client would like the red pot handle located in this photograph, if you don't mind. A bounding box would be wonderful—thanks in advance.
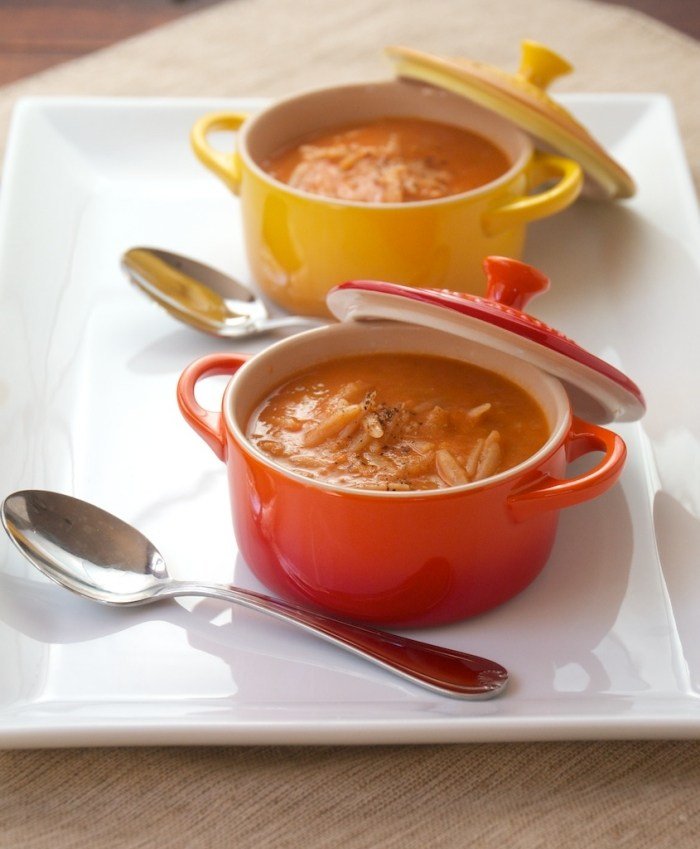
[507,416,626,522]
[177,353,249,461]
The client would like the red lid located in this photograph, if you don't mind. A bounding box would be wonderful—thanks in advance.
[326,257,645,424]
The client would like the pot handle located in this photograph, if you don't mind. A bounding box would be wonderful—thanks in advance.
[177,353,249,461]
[190,111,250,195]
[507,416,626,522]
[482,151,583,236]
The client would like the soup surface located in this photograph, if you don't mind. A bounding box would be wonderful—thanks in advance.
[247,353,549,491]
[260,117,510,203]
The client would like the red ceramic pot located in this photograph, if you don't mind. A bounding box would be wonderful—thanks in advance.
[177,260,641,627]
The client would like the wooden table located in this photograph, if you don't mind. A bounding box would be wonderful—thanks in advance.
[0,0,698,87]
[0,0,222,84]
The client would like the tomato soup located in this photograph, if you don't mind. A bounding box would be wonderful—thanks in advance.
[260,117,510,203]
[247,353,549,491]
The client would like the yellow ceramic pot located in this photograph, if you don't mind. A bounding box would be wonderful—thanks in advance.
[192,80,582,316]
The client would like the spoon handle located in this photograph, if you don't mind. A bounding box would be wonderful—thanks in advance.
[172,582,508,699]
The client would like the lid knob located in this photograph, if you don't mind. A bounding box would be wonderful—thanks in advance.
[483,256,550,310]
[517,40,573,90]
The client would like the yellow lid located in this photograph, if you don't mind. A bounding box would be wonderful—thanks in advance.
[386,42,635,200]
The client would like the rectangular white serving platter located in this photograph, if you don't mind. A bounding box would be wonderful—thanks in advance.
[0,94,699,747]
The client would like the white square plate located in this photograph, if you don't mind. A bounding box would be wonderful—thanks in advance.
[1,95,699,746]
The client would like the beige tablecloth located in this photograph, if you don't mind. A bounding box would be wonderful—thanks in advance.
[1,1,699,846]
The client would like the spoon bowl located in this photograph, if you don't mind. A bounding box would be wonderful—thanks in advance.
[2,490,508,699]
[121,247,327,338]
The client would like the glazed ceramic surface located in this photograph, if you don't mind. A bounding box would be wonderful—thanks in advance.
[191,81,582,315]
[178,321,626,626]
[0,96,699,745]
[386,41,636,200]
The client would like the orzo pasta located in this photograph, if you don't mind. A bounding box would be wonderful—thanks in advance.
[260,117,509,203]
[247,353,549,491]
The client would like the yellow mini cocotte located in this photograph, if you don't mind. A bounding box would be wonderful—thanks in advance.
[191,42,633,316]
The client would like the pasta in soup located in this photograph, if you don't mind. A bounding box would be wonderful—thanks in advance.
[247,353,549,491]
[260,117,510,204]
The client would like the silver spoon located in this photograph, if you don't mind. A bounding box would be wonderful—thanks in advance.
[1,490,508,699]
[121,247,327,338]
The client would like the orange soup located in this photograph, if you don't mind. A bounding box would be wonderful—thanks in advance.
[247,353,549,491]
[260,117,510,203]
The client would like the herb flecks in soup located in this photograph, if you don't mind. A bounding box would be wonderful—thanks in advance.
[248,354,549,491]
[261,117,510,204]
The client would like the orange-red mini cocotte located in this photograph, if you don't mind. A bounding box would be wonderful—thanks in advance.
[177,258,645,627]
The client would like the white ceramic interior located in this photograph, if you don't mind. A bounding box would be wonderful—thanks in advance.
[238,80,532,204]
[223,320,571,496]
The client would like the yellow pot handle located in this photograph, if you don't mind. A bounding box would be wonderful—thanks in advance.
[190,111,250,195]
[482,152,583,236]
